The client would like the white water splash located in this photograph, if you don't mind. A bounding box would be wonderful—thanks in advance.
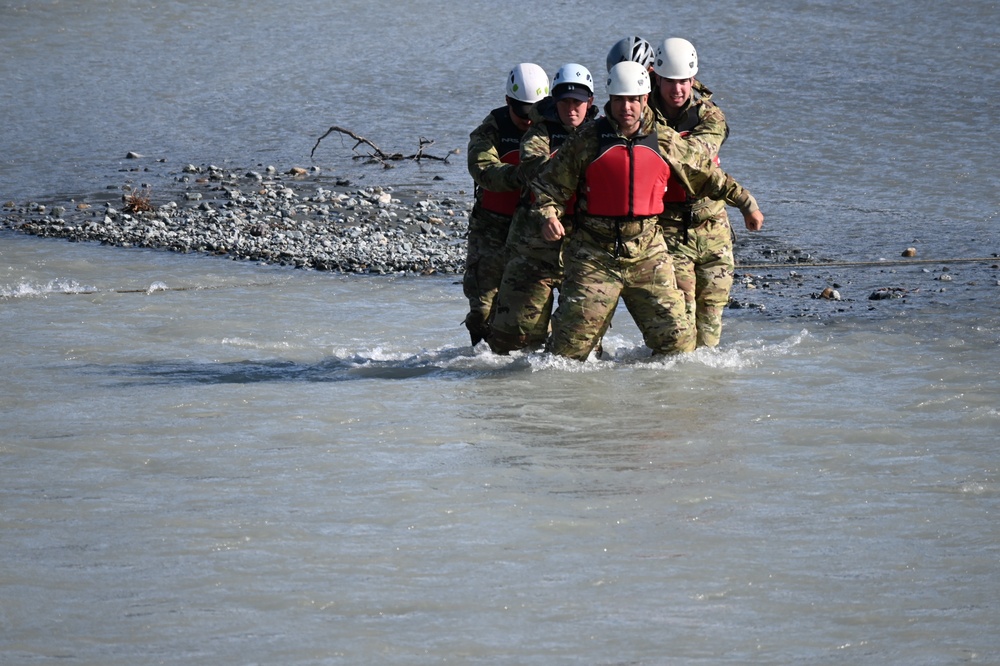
[0,279,97,299]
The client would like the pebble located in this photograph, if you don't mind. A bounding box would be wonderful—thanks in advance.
[869,288,905,300]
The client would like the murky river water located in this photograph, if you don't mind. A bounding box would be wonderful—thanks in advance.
[2,0,998,663]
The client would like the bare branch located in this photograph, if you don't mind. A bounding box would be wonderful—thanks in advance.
[311,126,454,164]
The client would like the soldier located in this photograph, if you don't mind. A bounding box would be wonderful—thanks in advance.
[573,35,656,355]
[532,61,763,361]
[463,63,549,346]
[487,63,598,355]
[650,37,764,348]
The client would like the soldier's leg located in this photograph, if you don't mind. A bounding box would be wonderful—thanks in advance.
[462,219,509,345]
[548,242,621,361]
[662,225,697,330]
[622,250,695,354]
[462,267,487,345]
[488,255,558,354]
[692,216,735,348]
[673,252,697,330]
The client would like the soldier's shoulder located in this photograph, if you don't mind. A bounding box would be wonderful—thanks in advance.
[469,113,502,144]
[520,126,551,155]
[653,112,679,136]
[698,99,726,122]
[522,121,550,141]
[576,118,601,137]
[566,120,601,152]
[475,107,507,129]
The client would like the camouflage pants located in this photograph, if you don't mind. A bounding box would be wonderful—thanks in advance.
[661,211,734,348]
[549,224,695,361]
[487,207,564,354]
[462,207,513,345]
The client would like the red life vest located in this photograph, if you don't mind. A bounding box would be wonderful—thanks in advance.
[479,107,524,216]
[585,117,669,218]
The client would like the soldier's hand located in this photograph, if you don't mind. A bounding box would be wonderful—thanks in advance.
[743,210,764,231]
[542,216,565,242]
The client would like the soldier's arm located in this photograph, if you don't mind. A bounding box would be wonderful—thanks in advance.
[658,121,747,209]
[530,129,590,222]
[685,103,728,157]
[532,150,573,242]
[660,128,764,230]
[467,115,523,192]
[533,160,573,240]
[518,126,551,184]
[696,165,764,230]
[694,165,758,212]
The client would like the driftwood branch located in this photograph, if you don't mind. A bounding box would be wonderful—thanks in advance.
[310,125,457,168]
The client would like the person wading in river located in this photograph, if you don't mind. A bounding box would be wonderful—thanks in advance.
[650,37,764,348]
[463,63,549,346]
[487,63,598,355]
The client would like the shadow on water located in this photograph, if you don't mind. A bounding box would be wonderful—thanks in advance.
[85,347,497,386]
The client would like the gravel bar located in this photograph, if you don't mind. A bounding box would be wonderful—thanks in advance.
[2,162,470,276]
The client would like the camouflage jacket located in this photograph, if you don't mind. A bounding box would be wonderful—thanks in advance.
[531,104,757,222]
[650,81,738,224]
[467,106,525,204]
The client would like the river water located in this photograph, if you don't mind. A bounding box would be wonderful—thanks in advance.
[2,1,999,664]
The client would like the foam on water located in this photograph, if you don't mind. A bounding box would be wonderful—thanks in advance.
[0,278,97,299]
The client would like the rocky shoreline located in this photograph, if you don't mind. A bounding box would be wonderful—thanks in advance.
[2,162,470,276]
[5,160,996,318]
[0,158,811,280]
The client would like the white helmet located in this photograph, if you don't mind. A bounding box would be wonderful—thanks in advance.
[506,63,549,103]
[607,61,651,96]
[605,36,655,72]
[653,37,698,79]
[551,63,594,100]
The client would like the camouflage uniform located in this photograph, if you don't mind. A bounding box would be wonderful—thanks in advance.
[651,82,736,348]
[532,103,758,361]
[464,107,526,345]
[487,97,596,355]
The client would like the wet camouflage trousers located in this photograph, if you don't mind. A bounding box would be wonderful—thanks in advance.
[462,206,513,345]
[487,207,564,354]
[660,211,735,348]
[548,222,695,361]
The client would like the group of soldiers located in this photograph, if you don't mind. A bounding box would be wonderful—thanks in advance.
[462,36,765,361]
